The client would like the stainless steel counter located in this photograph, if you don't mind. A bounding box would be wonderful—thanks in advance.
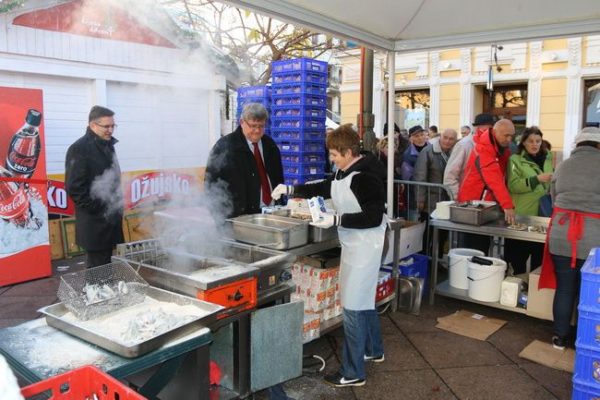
[429,215,549,309]
[430,215,548,244]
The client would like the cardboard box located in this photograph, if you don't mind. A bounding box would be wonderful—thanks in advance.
[383,220,426,264]
[526,267,555,321]
[436,310,507,341]
[527,267,577,323]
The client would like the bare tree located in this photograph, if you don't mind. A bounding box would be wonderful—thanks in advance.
[159,0,342,84]
[0,0,25,13]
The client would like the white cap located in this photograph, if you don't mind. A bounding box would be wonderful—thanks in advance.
[574,127,600,145]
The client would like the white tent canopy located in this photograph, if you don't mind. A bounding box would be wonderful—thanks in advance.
[222,0,600,216]
[222,0,600,51]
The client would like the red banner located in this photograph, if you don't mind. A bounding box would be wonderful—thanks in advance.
[0,87,51,285]
[13,0,176,48]
[47,180,75,216]
[124,171,197,210]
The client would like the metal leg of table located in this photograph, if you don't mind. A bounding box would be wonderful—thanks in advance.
[429,227,440,305]
[233,315,250,398]
[391,224,401,312]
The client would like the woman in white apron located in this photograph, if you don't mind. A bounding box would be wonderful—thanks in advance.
[272,125,387,387]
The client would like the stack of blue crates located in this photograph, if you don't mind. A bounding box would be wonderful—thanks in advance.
[573,249,600,399]
[237,85,272,136]
[270,58,328,185]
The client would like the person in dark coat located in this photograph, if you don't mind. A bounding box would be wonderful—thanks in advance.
[205,103,284,218]
[65,105,124,268]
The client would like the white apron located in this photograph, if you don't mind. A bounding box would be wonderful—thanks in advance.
[331,171,387,310]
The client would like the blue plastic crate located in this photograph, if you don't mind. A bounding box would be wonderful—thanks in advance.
[271,105,326,119]
[237,85,271,99]
[572,376,600,400]
[271,128,325,141]
[277,140,325,153]
[271,58,328,74]
[574,343,600,387]
[272,83,327,97]
[272,118,326,130]
[577,305,600,350]
[281,152,326,164]
[283,162,325,176]
[580,249,600,308]
[271,95,327,108]
[284,174,325,186]
[272,70,328,86]
[237,97,270,108]
[382,253,429,298]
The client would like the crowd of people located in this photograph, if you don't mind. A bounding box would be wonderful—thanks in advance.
[375,114,600,353]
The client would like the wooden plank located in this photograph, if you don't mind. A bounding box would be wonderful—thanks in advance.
[48,219,64,260]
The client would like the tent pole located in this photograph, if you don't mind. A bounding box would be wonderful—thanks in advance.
[387,51,395,219]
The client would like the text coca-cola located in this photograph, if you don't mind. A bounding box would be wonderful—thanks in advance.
[0,167,40,229]
[5,109,42,178]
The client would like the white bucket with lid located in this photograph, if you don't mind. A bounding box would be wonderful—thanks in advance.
[467,257,507,302]
[448,248,485,290]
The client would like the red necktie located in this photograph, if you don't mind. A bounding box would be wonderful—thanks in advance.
[252,142,272,205]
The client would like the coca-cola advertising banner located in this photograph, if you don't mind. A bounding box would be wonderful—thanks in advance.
[0,87,51,286]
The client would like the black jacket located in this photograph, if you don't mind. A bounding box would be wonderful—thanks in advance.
[205,126,284,218]
[294,152,386,229]
[65,129,124,251]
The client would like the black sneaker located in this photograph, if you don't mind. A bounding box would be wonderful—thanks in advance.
[552,335,567,350]
[364,354,385,363]
[324,372,365,387]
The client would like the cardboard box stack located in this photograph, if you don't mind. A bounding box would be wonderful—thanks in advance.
[291,259,341,342]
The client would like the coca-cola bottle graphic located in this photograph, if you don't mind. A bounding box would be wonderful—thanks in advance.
[0,166,40,229]
[5,109,42,179]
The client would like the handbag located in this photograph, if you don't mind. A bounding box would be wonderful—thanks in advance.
[538,193,553,217]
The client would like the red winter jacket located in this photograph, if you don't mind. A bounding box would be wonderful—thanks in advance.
[456,128,514,210]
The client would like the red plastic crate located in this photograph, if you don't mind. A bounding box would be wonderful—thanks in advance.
[21,365,146,400]
[376,276,396,303]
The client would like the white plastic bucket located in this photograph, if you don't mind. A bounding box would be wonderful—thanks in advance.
[467,257,507,302]
[448,248,485,289]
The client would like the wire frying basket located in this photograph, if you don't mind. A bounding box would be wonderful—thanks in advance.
[57,261,149,321]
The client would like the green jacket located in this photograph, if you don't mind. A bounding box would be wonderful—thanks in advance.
[507,151,553,215]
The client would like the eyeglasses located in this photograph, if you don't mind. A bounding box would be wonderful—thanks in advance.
[243,120,266,130]
[94,122,118,130]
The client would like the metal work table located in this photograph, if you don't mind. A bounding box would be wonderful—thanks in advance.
[0,319,212,400]
[429,216,548,313]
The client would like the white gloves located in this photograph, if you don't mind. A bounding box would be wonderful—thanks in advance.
[271,184,292,200]
[310,213,339,229]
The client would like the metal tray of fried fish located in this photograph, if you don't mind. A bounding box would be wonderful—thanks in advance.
[39,286,224,358]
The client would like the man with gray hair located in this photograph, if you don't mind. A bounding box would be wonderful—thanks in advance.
[205,103,284,218]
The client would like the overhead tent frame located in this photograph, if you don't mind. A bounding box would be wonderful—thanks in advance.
[222,0,600,217]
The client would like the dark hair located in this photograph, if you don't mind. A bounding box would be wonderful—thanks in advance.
[517,126,547,155]
[326,124,361,156]
[383,122,400,135]
[88,105,115,122]
[429,125,438,133]
[577,140,600,148]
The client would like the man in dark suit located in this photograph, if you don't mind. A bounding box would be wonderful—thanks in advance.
[65,105,124,268]
[205,103,283,218]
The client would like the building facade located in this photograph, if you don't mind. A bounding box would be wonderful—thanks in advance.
[338,35,600,158]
